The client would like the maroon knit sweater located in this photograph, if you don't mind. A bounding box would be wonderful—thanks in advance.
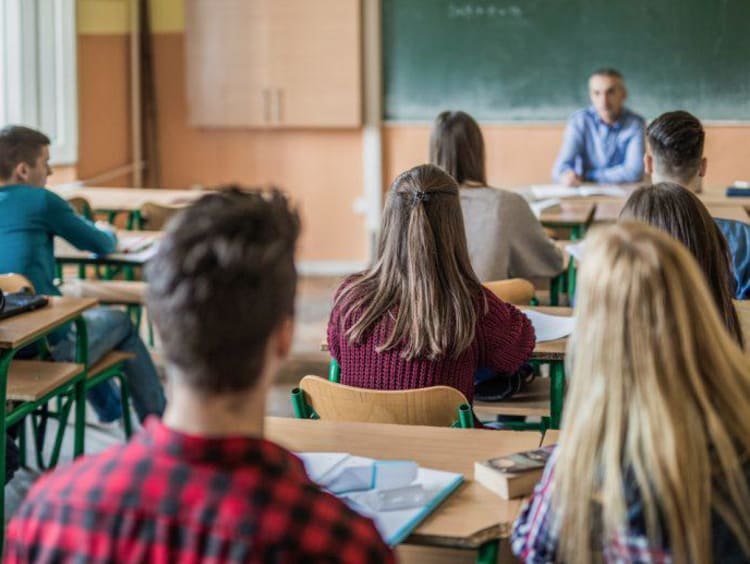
[326,284,535,404]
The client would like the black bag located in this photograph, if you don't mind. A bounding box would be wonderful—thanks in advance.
[473,362,535,401]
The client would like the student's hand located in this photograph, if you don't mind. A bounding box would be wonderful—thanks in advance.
[561,170,583,187]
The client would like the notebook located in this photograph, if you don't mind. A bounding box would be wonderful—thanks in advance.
[298,452,463,546]
[0,289,49,321]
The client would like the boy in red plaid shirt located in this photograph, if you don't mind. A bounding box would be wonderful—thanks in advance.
[5,188,394,564]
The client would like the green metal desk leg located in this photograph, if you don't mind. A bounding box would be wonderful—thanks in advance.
[567,257,577,303]
[0,348,15,553]
[549,275,560,306]
[549,361,565,430]
[73,318,89,457]
[476,539,499,564]
[570,225,582,241]
[328,359,341,383]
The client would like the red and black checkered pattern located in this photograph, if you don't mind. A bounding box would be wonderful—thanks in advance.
[5,418,394,563]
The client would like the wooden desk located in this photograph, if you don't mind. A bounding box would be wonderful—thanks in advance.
[0,297,97,349]
[265,416,540,556]
[55,230,162,268]
[50,186,206,212]
[0,296,97,550]
[541,429,560,447]
[540,202,595,239]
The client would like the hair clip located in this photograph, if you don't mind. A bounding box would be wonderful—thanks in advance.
[411,190,430,206]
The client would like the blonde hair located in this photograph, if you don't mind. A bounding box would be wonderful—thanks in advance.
[555,223,750,563]
[335,164,484,360]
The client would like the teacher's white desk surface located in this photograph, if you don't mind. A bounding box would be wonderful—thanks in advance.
[264,416,541,553]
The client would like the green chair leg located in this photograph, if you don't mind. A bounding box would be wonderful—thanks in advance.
[328,359,341,383]
[291,387,311,419]
[73,318,89,457]
[549,361,565,429]
[476,539,499,564]
[458,403,474,428]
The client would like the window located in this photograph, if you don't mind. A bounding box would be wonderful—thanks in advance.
[0,0,77,164]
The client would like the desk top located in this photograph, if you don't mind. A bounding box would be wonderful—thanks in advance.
[540,201,595,227]
[55,230,162,266]
[264,416,541,548]
[0,296,97,350]
[521,306,572,361]
[50,186,207,212]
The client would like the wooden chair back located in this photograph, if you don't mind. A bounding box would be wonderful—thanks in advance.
[67,197,93,220]
[483,278,535,305]
[298,375,469,427]
[0,273,35,293]
[140,201,182,230]
[734,299,750,350]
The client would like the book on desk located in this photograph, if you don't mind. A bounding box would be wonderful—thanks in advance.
[298,452,463,546]
[474,446,554,499]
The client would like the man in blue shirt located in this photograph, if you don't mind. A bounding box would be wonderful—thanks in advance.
[645,111,750,299]
[0,125,165,428]
[552,68,645,186]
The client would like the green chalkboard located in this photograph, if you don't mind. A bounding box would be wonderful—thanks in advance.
[383,0,750,121]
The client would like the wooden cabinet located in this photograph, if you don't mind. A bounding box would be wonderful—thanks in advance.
[185,0,361,128]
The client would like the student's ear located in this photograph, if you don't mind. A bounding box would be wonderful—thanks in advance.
[12,161,29,183]
[698,157,708,178]
[643,153,653,174]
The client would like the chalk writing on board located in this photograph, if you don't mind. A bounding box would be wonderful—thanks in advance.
[448,3,523,19]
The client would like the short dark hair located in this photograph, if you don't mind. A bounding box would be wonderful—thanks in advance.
[646,111,704,184]
[429,111,487,185]
[620,182,742,347]
[146,187,300,393]
[0,125,51,180]
[590,68,624,81]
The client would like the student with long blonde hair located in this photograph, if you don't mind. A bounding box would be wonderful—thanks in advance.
[327,164,534,406]
[512,223,750,563]
[430,111,564,282]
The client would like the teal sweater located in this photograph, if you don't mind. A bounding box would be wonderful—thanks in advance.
[0,185,117,297]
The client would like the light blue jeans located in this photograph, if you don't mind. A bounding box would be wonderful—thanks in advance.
[51,307,166,423]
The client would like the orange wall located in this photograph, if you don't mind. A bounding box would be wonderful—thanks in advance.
[384,124,750,193]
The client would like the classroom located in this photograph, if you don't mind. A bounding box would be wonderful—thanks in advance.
[0,0,749,562]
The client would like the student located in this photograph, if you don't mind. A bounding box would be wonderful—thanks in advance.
[552,68,645,186]
[512,223,750,563]
[0,125,165,423]
[5,189,393,563]
[430,110,564,282]
[620,182,743,346]
[645,110,750,299]
[327,164,535,406]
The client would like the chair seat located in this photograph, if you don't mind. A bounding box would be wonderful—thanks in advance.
[89,351,135,378]
[60,280,147,305]
[473,378,551,418]
[7,360,84,402]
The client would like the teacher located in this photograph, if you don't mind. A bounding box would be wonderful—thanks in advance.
[552,68,645,186]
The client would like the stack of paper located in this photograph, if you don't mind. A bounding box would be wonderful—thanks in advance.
[529,184,627,200]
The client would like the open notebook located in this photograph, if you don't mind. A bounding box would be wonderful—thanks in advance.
[298,452,463,546]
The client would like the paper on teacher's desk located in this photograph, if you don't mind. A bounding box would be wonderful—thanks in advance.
[529,198,560,218]
[530,184,627,200]
[522,310,576,342]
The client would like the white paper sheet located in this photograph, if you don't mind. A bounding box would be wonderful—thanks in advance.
[529,184,627,200]
[522,309,576,342]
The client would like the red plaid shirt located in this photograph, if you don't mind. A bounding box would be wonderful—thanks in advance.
[5,418,394,563]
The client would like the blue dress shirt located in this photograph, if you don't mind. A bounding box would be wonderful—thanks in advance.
[715,218,750,299]
[552,106,646,184]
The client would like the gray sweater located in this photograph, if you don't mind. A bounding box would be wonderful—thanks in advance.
[459,186,564,282]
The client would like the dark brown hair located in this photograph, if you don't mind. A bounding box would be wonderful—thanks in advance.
[146,187,300,393]
[0,125,50,180]
[646,111,705,184]
[336,164,484,360]
[429,111,487,185]
[620,182,743,346]
[590,68,624,81]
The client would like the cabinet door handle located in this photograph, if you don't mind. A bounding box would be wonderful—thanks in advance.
[275,89,283,123]
[263,88,271,123]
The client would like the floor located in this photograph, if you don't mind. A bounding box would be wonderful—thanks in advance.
[4,275,345,521]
